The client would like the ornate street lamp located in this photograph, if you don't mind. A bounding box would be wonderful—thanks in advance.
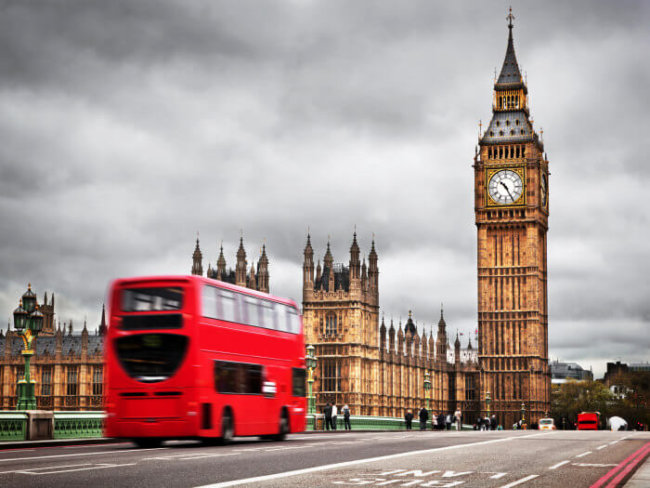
[306,344,318,415]
[13,284,44,410]
[423,371,431,411]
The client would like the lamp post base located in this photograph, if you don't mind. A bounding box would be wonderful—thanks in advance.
[17,381,37,410]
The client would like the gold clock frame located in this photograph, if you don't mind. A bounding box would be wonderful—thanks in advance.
[485,166,526,207]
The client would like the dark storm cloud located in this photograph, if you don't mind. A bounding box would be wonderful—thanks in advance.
[1,0,648,376]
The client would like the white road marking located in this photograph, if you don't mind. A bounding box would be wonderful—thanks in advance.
[0,447,166,463]
[575,451,592,458]
[489,472,508,479]
[549,460,570,470]
[498,474,539,487]
[17,462,137,475]
[572,463,618,467]
[609,440,619,445]
[596,445,608,450]
[195,432,549,487]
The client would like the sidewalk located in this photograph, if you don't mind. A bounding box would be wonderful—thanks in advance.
[624,455,650,487]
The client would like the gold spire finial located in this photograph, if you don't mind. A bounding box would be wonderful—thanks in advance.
[28,283,31,290]
[507,6,515,28]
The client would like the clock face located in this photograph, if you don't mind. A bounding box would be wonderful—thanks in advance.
[488,169,523,204]
[541,173,548,207]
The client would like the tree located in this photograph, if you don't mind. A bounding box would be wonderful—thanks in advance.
[551,380,616,428]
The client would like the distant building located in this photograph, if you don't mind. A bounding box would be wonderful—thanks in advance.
[603,361,650,398]
[191,236,270,293]
[0,288,106,410]
[550,360,593,384]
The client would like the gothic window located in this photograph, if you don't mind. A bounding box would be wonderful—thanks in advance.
[41,367,52,396]
[326,313,337,336]
[465,375,476,401]
[321,359,341,392]
[92,367,103,396]
[66,366,78,396]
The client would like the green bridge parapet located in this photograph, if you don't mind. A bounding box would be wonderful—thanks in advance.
[0,411,104,441]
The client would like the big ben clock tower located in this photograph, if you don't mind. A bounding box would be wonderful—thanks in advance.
[475,10,550,427]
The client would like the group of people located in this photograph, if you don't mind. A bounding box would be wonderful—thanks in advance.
[404,408,463,431]
[323,403,351,430]
[476,414,499,430]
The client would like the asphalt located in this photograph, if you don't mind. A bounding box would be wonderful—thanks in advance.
[0,430,647,488]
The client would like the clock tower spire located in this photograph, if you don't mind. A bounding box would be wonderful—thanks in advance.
[474,10,550,427]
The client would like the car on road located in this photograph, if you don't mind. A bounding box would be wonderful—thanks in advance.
[539,418,556,430]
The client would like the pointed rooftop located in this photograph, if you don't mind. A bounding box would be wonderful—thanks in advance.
[496,8,524,88]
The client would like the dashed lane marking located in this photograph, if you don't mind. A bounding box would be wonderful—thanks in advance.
[596,445,608,450]
[498,475,539,488]
[0,447,167,463]
[549,460,570,470]
[576,451,592,458]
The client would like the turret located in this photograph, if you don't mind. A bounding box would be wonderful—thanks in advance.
[216,244,227,280]
[349,232,361,280]
[235,237,247,287]
[303,234,314,290]
[388,319,396,354]
[248,262,257,289]
[368,238,378,295]
[258,244,270,293]
[98,304,107,336]
[191,237,203,276]
[380,315,386,352]
[436,306,447,364]
[454,332,461,366]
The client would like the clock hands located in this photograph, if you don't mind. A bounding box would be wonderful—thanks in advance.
[500,181,516,202]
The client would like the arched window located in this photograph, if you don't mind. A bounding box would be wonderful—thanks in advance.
[326,313,337,336]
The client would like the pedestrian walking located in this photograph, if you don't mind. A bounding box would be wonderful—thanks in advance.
[431,413,438,430]
[490,414,497,431]
[438,413,445,431]
[324,403,332,430]
[404,409,414,430]
[445,413,452,431]
[454,408,462,431]
[331,404,338,430]
[342,404,351,431]
[419,407,429,431]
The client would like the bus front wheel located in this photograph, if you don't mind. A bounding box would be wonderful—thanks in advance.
[273,411,289,441]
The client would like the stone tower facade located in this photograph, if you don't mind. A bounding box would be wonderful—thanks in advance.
[303,234,480,419]
[192,237,270,293]
[474,12,551,426]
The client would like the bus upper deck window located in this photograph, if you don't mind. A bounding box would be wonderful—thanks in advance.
[122,287,183,312]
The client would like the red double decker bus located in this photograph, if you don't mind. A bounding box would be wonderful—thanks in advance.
[104,275,307,447]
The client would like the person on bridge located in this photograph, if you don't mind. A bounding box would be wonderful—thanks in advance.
[342,404,351,431]
[490,414,497,431]
[404,409,414,430]
[431,412,438,430]
[438,413,446,431]
[418,407,429,431]
[324,403,332,430]
[331,404,338,430]
[454,408,462,431]
[445,413,452,430]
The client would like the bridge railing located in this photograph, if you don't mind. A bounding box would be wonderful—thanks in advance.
[0,411,104,441]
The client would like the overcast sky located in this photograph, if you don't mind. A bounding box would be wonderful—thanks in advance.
[1,0,648,378]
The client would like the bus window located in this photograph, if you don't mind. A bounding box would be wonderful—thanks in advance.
[202,286,219,319]
[260,300,276,330]
[243,296,261,327]
[115,333,188,383]
[122,287,183,312]
[292,368,306,397]
[276,305,288,332]
[287,308,301,334]
[218,289,238,323]
[214,361,262,394]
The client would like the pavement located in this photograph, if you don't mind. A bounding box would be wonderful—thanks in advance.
[624,452,650,487]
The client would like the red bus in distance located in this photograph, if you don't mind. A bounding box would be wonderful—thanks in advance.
[577,412,600,430]
[104,275,307,447]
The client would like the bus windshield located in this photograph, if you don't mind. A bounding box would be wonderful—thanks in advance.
[115,333,188,383]
[122,287,183,312]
